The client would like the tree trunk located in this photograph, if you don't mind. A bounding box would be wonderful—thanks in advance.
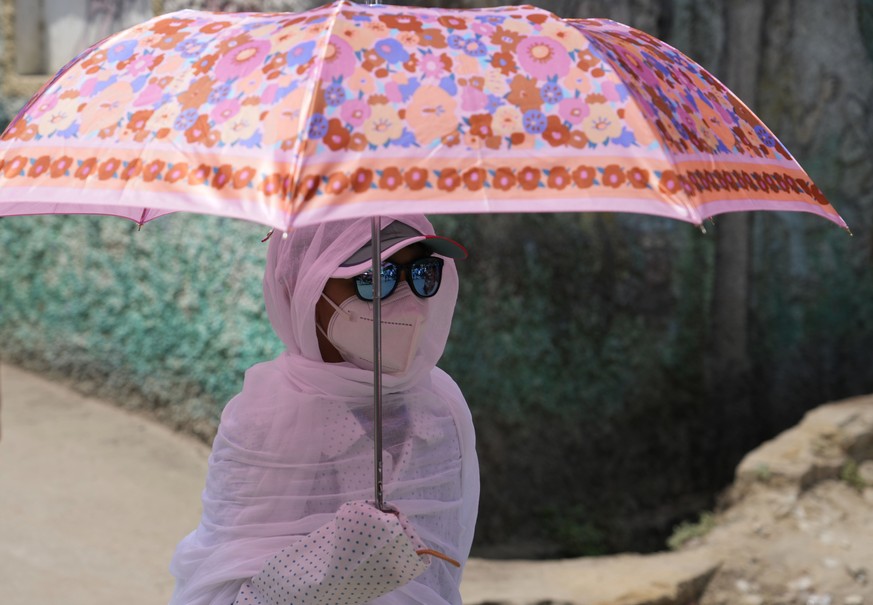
[706,0,764,460]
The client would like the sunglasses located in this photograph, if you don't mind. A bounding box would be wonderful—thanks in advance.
[354,257,444,301]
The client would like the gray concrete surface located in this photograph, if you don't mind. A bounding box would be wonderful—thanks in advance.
[0,363,209,604]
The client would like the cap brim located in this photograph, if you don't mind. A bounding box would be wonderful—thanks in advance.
[332,235,467,278]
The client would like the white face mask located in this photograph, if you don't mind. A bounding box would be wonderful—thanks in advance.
[317,286,427,375]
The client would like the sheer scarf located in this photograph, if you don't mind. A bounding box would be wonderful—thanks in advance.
[168,216,479,605]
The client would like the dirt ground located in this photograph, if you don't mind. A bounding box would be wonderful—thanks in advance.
[2,362,872,605]
[692,397,873,605]
[0,363,209,604]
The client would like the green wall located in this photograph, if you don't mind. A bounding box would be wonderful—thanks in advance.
[0,214,282,437]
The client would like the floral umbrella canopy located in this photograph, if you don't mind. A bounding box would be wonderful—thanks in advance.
[0,0,847,231]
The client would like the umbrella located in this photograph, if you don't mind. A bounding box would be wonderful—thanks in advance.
[0,0,848,513]
[0,1,845,231]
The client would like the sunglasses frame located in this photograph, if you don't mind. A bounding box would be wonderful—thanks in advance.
[353,256,445,301]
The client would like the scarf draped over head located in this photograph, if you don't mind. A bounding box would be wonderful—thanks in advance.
[169,216,479,605]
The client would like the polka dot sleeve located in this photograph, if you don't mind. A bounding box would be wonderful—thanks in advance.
[233,501,430,605]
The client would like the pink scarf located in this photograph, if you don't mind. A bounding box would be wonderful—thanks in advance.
[169,216,479,605]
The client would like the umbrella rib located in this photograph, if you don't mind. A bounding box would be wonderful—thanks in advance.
[285,1,347,228]
[579,25,703,226]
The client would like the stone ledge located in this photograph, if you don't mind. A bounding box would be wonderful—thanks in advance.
[728,397,873,503]
[461,549,720,605]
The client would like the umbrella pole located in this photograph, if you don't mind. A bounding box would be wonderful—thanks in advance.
[364,0,383,504]
[371,215,385,511]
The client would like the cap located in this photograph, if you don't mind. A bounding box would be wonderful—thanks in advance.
[332,221,467,278]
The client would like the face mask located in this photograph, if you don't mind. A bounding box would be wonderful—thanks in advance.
[317,285,427,375]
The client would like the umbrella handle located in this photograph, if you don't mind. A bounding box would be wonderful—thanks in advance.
[416,549,461,568]
[371,216,385,511]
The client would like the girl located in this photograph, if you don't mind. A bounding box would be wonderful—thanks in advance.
[169,215,479,605]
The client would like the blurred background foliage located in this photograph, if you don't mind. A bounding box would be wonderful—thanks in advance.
[1,0,872,557]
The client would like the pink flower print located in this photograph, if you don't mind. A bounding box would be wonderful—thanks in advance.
[133,83,163,107]
[30,94,58,120]
[340,99,371,127]
[261,84,278,105]
[471,21,495,37]
[80,78,99,97]
[460,85,488,112]
[558,98,589,124]
[516,36,571,79]
[675,103,696,133]
[600,81,626,103]
[385,81,404,104]
[632,57,661,91]
[711,95,735,125]
[214,40,270,81]
[419,53,448,79]
[321,35,355,79]
[211,99,241,124]
[125,53,155,78]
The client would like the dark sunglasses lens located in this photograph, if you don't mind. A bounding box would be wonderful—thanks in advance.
[409,258,443,298]
[355,264,399,300]
[380,264,399,298]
